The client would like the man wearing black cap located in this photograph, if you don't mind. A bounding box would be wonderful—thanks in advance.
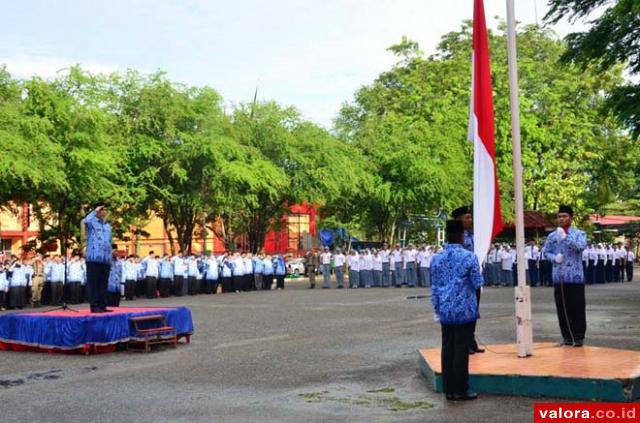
[452,205,484,354]
[83,204,113,313]
[542,205,588,346]
[431,220,484,401]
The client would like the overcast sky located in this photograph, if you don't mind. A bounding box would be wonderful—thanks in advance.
[1,0,588,128]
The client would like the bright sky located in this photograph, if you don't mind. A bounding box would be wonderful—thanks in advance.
[1,0,587,128]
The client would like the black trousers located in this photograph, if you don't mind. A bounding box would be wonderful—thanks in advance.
[124,280,136,300]
[187,276,199,295]
[173,276,184,296]
[553,283,586,342]
[145,277,157,298]
[67,282,83,304]
[263,275,273,290]
[86,262,110,312]
[596,262,605,284]
[586,260,595,284]
[232,275,242,292]
[243,274,254,291]
[41,281,52,305]
[441,322,475,395]
[469,288,481,350]
[8,286,26,308]
[221,276,233,293]
[275,275,285,289]
[50,283,64,306]
[605,262,613,283]
[627,263,634,282]
[613,260,621,282]
[159,278,171,297]
[107,291,121,307]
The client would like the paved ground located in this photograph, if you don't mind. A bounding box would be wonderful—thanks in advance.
[1,276,639,423]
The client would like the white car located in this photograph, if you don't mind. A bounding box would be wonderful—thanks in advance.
[286,258,306,276]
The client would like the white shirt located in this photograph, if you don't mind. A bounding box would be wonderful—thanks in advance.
[320,252,332,265]
[372,255,383,271]
[334,254,346,267]
[379,249,390,263]
[390,250,403,266]
[501,250,514,271]
[347,254,360,271]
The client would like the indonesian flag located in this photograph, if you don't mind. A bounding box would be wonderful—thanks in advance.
[468,0,503,265]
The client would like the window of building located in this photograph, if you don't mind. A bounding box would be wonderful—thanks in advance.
[1,239,12,257]
[288,214,310,251]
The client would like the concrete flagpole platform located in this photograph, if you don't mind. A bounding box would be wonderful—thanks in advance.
[419,343,640,402]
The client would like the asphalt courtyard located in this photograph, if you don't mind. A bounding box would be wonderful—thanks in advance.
[1,274,639,423]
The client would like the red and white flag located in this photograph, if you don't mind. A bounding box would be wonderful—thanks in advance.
[468,0,503,265]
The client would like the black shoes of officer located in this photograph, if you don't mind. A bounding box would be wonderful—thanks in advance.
[446,391,478,401]
[469,347,485,355]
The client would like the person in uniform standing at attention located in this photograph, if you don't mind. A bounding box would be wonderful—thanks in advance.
[605,244,615,283]
[172,251,186,296]
[0,262,8,310]
[158,254,173,297]
[30,254,45,308]
[347,250,360,288]
[66,254,84,304]
[252,253,264,291]
[304,250,318,289]
[187,254,200,295]
[261,254,274,290]
[595,243,607,284]
[203,252,219,294]
[333,249,346,289]
[431,220,483,401]
[452,205,484,354]
[379,243,391,287]
[403,244,418,288]
[320,247,332,289]
[122,255,138,301]
[543,205,587,347]
[48,255,66,306]
[220,253,234,293]
[390,244,404,287]
[107,249,123,307]
[624,246,635,282]
[142,251,159,299]
[274,254,287,290]
[372,249,383,287]
[8,260,28,309]
[243,253,254,291]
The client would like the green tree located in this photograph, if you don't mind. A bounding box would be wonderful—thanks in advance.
[545,0,640,139]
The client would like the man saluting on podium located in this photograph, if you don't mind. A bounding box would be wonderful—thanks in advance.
[543,205,587,347]
[83,203,113,313]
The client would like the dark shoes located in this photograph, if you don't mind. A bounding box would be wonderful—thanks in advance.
[562,338,584,347]
[446,391,478,401]
[469,347,485,355]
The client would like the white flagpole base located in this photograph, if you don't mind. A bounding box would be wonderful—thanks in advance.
[515,285,533,357]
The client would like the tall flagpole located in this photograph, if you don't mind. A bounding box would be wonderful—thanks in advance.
[506,0,533,357]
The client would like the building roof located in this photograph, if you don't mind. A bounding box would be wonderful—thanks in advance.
[502,211,551,230]
[589,214,640,226]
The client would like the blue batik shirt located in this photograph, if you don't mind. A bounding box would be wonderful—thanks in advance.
[67,260,85,282]
[543,227,587,284]
[253,257,264,274]
[431,244,484,325]
[159,259,174,279]
[108,259,123,293]
[463,230,474,253]
[84,210,113,264]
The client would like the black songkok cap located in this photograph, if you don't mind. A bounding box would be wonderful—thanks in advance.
[446,220,464,238]
[558,205,574,216]
[451,206,472,220]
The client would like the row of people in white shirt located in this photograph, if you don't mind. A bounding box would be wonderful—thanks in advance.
[317,245,439,270]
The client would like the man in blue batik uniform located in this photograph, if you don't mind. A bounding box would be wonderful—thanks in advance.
[83,204,113,313]
[452,205,484,354]
[431,220,484,401]
[543,205,588,347]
